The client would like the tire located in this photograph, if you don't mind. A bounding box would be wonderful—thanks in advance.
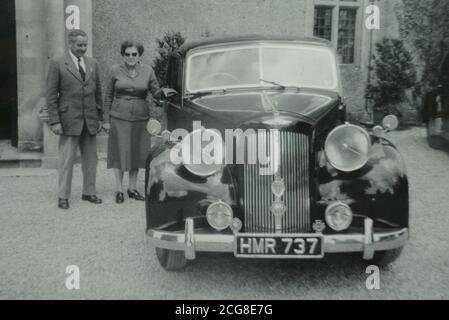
[364,247,403,267]
[155,247,187,271]
[426,120,448,149]
[427,134,447,149]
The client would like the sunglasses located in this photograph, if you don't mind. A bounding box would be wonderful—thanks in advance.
[124,52,138,57]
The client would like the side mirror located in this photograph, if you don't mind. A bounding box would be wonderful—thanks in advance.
[373,115,399,136]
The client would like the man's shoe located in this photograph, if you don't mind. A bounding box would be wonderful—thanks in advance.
[58,198,69,210]
[81,195,103,204]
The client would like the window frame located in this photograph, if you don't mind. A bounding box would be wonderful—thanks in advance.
[184,43,340,93]
[313,0,363,65]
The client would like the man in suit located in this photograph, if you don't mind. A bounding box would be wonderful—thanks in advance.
[46,29,104,209]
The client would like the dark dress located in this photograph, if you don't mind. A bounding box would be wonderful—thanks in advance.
[104,63,161,171]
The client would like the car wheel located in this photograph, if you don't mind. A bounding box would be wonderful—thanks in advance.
[155,247,187,271]
[427,134,447,149]
[426,120,447,149]
[364,247,403,267]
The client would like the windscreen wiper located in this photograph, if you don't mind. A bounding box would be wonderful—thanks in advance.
[259,78,301,91]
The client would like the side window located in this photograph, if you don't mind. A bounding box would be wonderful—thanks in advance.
[439,54,449,90]
[167,54,183,94]
[177,58,183,94]
[167,55,177,90]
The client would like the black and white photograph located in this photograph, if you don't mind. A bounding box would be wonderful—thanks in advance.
[1,0,449,303]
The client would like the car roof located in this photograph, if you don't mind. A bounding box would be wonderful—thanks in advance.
[177,35,332,56]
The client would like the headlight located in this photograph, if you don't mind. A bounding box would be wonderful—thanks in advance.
[181,128,224,177]
[325,202,353,231]
[324,123,371,172]
[206,201,233,231]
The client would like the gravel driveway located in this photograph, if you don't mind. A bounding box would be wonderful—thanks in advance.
[1,126,448,299]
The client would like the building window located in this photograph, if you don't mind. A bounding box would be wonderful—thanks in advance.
[313,0,361,64]
[314,7,332,41]
[338,8,356,63]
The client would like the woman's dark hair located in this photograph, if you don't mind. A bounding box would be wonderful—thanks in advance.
[121,40,144,56]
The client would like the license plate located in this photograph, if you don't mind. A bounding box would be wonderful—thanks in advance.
[234,234,323,258]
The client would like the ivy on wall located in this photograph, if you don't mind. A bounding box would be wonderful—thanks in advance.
[398,0,449,90]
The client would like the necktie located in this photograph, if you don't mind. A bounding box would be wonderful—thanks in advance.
[78,58,86,81]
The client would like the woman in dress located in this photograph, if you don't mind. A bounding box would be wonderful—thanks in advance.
[103,40,162,203]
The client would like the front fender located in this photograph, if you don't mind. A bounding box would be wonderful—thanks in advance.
[317,137,409,230]
[145,142,237,231]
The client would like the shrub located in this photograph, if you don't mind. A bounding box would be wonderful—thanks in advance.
[152,31,186,87]
[365,38,417,117]
[150,32,186,121]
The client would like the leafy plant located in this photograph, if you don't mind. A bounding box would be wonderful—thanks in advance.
[366,38,417,116]
[150,32,186,122]
[152,31,186,87]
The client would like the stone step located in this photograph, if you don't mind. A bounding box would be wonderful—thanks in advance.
[0,158,43,169]
[0,168,55,177]
[0,141,44,168]
[0,132,152,169]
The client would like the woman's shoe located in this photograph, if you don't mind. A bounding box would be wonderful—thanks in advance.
[127,189,144,201]
[115,192,124,204]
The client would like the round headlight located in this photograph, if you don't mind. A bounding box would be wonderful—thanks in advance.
[206,201,233,231]
[181,128,224,177]
[325,202,353,231]
[147,119,162,135]
[324,124,371,172]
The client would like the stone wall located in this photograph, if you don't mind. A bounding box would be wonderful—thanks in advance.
[15,0,48,150]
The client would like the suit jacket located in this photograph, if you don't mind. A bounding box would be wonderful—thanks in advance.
[46,53,103,136]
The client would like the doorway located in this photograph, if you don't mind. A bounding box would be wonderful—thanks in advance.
[0,0,18,147]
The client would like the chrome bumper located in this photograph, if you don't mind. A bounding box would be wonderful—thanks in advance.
[146,218,408,260]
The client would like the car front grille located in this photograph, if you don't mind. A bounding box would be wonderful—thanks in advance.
[243,131,311,233]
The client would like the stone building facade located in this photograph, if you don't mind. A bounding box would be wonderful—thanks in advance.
[4,0,447,163]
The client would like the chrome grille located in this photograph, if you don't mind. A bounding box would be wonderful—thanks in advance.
[243,131,310,233]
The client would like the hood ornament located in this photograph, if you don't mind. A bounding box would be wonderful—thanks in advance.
[262,116,295,127]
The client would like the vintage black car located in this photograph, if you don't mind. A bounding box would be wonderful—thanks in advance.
[145,36,409,270]
[422,53,449,149]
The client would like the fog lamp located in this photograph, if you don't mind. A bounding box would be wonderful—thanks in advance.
[324,124,371,172]
[229,218,242,233]
[325,202,353,231]
[206,201,233,231]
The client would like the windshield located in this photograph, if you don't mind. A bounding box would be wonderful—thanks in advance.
[186,43,339,93]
